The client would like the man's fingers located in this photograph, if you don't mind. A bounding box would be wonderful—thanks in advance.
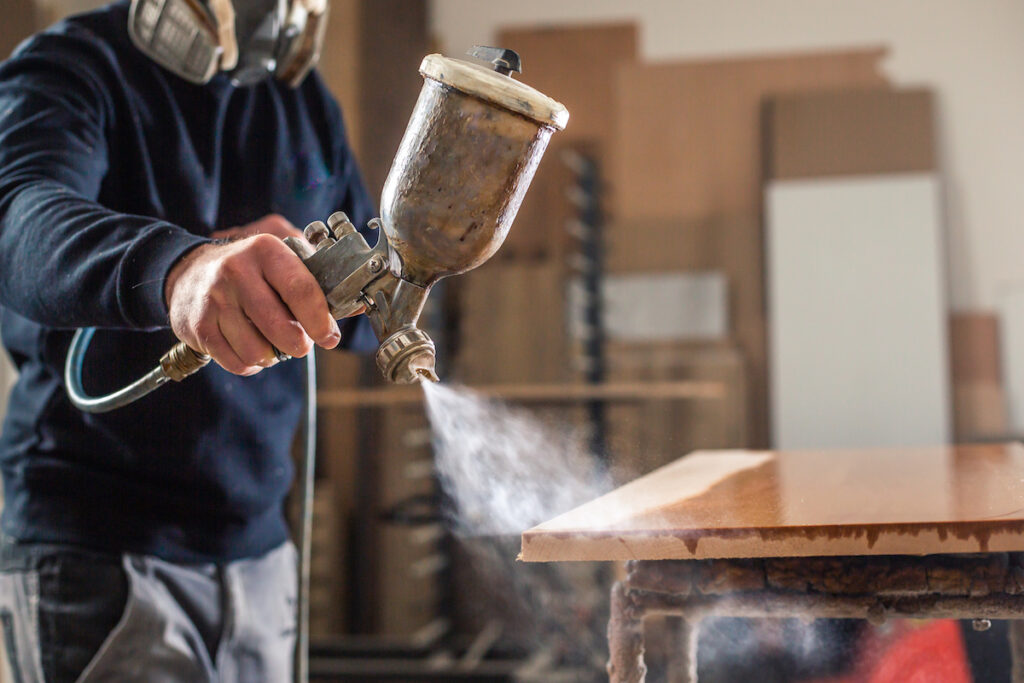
[217,307,276,373]
[237,278,315,358]
[255,237,340,348]
[188,319,261,376]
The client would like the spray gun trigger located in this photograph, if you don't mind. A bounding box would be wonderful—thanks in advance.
[372,289,391,320]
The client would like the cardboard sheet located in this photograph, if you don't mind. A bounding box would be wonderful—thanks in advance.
[764,88,935,180]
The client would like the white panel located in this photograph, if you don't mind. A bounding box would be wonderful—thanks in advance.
[568,271,728,342]
[766,173,950,449]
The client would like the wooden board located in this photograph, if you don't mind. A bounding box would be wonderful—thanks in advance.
[605,342,747,478]
[998,286,1024,433]
[604,216,721,274]
[611,48,888,447]
[1,0,36,59]
[521,443,1024,562]
[950,312,1002,385]
[953,383,1008,439]
[764,88,935,180]
[453,261,570,384]
[949,313,1007,439]
[317,0,429,197]
[493,139,582,264]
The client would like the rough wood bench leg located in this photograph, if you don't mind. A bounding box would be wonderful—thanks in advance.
[608,581,647,682]
[666,616,698,683]
[1011,620,1024,683]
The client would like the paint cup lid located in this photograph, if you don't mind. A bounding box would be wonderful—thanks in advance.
[419,53,569,131]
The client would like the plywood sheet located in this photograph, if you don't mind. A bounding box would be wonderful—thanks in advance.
[317,0,429,196]
[612,48,888,447]
[604,217,721,273]
[493,25,635,264]
[953,383,1008,439]
[521,443,1024,561]
[498,23,638,146]
[765,174,950,449]
[1,0,37,59]
[950,312,1002,385]
[454,261,570,384]
[605,342,747,478]
[494,139,584,264]
[764,88,935,180]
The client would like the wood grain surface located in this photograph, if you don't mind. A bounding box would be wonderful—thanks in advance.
[521,443,1024,561]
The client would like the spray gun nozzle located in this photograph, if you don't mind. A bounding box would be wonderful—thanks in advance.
[376,327,438,384]
[415,366,440,384]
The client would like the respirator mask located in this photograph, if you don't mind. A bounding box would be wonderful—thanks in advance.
[128,0,328,87]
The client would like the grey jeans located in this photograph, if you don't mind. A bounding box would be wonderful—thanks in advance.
[0,541,297,682]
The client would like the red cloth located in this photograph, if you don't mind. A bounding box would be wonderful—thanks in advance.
[868,620,971,683]
[808,620,971,683]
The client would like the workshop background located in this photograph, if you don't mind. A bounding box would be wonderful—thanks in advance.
[2,0,1024,681]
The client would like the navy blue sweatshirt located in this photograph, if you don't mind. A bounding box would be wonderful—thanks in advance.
[0,2,376,562]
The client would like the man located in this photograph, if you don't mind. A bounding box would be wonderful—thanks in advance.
[0,0,374,679]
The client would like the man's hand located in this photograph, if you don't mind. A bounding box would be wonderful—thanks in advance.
[165,214,340,376]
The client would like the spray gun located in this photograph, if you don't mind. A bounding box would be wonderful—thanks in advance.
[281,211,439,384]
[65,46,569,412]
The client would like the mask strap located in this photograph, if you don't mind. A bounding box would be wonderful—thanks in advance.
[207,0,238,70]
[276,0,328,88]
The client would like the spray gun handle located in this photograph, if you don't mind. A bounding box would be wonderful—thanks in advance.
[288,213,439,383]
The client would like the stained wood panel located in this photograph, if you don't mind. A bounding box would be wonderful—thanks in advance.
[521,443,1024,561]
[612,48,888,447]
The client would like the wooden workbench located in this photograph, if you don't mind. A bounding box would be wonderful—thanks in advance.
[521,443,1024,682]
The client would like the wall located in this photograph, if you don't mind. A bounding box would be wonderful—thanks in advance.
[430,0,1024,312]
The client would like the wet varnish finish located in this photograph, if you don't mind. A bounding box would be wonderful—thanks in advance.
[520,443,1024,561]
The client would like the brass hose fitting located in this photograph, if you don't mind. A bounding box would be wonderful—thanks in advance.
[160,342,212,382]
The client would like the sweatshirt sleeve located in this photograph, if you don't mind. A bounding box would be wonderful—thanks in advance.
[0,30,210,331]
